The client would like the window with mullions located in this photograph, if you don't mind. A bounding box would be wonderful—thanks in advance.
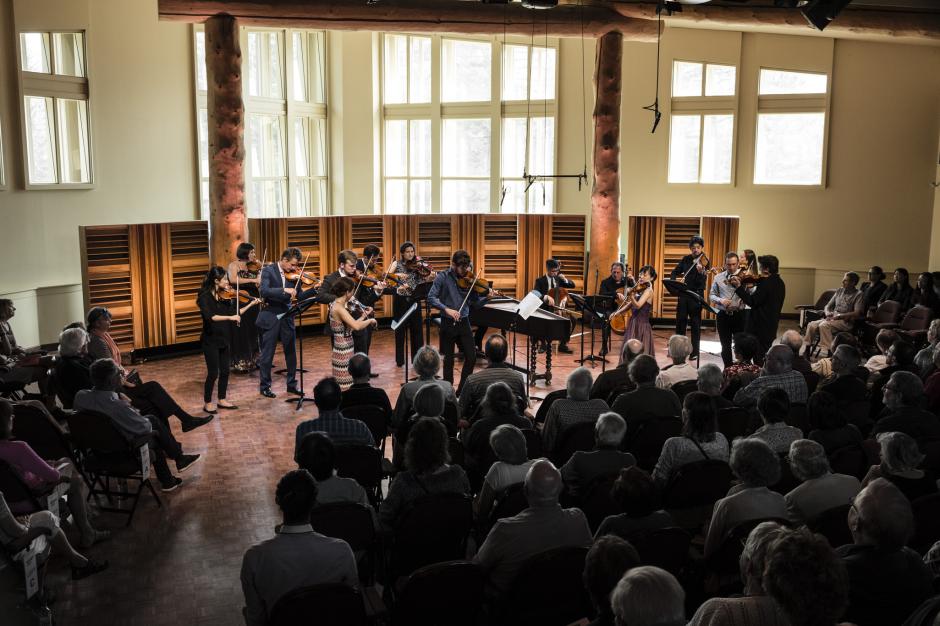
[194,27,328,218]
[18,31,92,187]
[380,34,558,214]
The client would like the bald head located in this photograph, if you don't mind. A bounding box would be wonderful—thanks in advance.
[780,330,803,355]
[524,459,563,507]
[765,345,794,374]
[851,478,914,551]
[624,339,643,361]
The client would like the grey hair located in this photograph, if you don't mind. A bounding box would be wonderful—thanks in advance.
[611,566,685,626]
[667,335,692,364]
[780,330,803,354]
[928,319,940,343]
[732,438,781,487]
[566,367,594,401]
[59,327,89,357]
[856,477,915,550]
[697,364,724,394]
[413,346,442,379]
[877,431,925,473]
[489,424,528,465]
[413,383,445,418]
[788,439,830,481]
[833,344,861,370]
[595,412,627,447]
[889,371,924,406]
[739,521,788,588]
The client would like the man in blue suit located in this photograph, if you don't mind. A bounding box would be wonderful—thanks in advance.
[257,247,319,398]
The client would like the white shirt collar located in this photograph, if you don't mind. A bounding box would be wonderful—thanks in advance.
[278,523,314,534]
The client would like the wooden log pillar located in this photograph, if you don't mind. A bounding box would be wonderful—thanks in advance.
[588,31,623,283]
[205,13,248,268]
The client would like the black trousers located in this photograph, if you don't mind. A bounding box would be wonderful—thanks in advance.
[716,312,745,367]
[440,317,476,394]
[202,342,230,403]
[125,381,189,425]
[675,295,704,354]
[393,295,423,366]
[353,325,373,355]
[146,414,183,485]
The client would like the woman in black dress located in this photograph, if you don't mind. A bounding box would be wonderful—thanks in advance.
[385,241,435,366]
[198,267,261,413]
[227,242,262,373]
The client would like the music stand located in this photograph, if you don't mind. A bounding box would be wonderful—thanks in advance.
[662,279,718,368]
[391,303,419,386]
[571,294,611,369]
[277,297,320,410]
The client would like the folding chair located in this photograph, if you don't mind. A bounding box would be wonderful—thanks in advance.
[266,583,368,626]
[392,560,484,626]
[334,445,383,505]
[388,492,473,582]
[342,404,389,453]
[808,503,853,548]
[795,289,837,332]
[310,502,377,584]
[670,379,699,402]
[629,416,682,470]
[552,421,596,466]
[498,546,590,626]
[626,527,692,576]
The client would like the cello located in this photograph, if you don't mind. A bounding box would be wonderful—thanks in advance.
[609,281,650,335]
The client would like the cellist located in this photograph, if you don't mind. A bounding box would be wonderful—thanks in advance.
[598,262,635,357]
[534,258,575,354]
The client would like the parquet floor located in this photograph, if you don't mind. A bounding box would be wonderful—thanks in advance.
[34,323,742,625]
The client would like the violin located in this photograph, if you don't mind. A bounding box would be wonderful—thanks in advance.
[284,270,320,288]
[345,296,372,318]
[610,280,651,335]
[219,288,256,304]
[456,273,501,296]
[352,269,384,289]
[404,257,434,278]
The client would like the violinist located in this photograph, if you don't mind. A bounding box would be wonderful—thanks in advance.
[319,249,385,360]
[534,258,575,354]
[227,242,262,373]
[327,277,378,390]
[198,267,261,413]
[670,235,710,360]
[257,247,320,399]
[598,262,635,357]
[709,252,746,367]
[728,254,786,356]
[427,249,494,394]
[617,265,657,362]
[385,241,433,366]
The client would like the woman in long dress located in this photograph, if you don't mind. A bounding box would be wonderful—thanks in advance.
[620,265,658,361]
[328,277,378,389]
[226,242,262,373]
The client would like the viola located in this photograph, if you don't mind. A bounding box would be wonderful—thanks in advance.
[285,270,320,288]
[345,296,373,319]
[219,288,255,304]
[404,257,433,278]
[456,272,501,296]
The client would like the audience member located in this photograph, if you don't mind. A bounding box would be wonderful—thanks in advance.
[652,392,729,488]
[464,381,532,468]
[54,327,95,407]
[295,377,374,456]
[806,390,864,453]
[785,439,861,524]
[860,266,887,314]
[697,364,734,410]
[473,424,536,521]
[869,340,919,418]
[878,267,914,312]
[560,412,635,499]
[913,319,940,379]
[610,566,686,626]
[394,382,454,469]
[721,332,762,392]
[656,335,697,389]
[861,431,939,502]
[240,470,358,626]
[295,432,369,507]
[817,345,867,404]
[583,536,641,626]
[864,328,899,373]
[0,299,46,391]
[704,438,785,558]
[811,332,861,381]
[925,349,940,412]
[802,273,864,358]
[837,478,934,626]
[73,358,199,492]
[542,368,609,454]
[595,466,674,540]
[749,387,802,454]
[733,345,808,408]
[391,346,458,428]
[458,334,527,418]
[912,272,940,315]
[591,338,642,402]
[473,459,592,596]
[870,371,940,441]
[339,353,392,418]
[611,355,681,443]
[779,329,812,374]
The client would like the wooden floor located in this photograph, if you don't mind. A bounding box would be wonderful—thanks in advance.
[34,322,760,625]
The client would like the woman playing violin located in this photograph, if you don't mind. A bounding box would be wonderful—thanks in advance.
[618,265,658,362]
[198,266,261,413]
[385,241,434,366]
[320,249,384,358]
[227,243,263,373]
[328,277,378,390]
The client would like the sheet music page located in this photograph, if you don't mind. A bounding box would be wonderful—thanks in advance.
[517,292,544,320]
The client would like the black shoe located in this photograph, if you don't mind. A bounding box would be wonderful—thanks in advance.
[260,388,276,398]
[161,477,183,492]
[72,558,109,581]
[182,415,214,433]
[286,386,303,396]
[369,373,380,379]
[558,344,573,354]
[176,454,202,473]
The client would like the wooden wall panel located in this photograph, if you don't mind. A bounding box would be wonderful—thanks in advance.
[169,222,210,343]
[80,225,136,355]
[550,216,587,295]
[476,215,519,297]
[413,216,456,276]
[285,218,326,325]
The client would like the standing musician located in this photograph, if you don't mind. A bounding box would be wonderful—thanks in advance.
[227,242,263,373]
[319,248,386,360]
[385,241,435,367]
[598,262,635,357]
[256,248,320,399]
[670,235,710,359]
[198,266,261,413]
[709,252,746,367]
[533,258,575,354]
[728,254,786,356]
[617,265,657,360]
[427,249,495,394]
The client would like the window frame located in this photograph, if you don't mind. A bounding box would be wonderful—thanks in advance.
[15,29,95,190]
[0,114,6,190]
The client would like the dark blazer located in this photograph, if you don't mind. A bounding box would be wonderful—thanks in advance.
[735,274,786,350]
[55,355,94,408]
[671,253,707,292]
[256,264,317,330]
[534,274,575,311]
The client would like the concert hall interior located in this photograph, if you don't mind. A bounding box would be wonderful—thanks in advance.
[1,0,940,624]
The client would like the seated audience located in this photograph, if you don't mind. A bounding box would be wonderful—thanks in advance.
[763,528,849,626]
[294,377,374,456]
[240,469,358,626]
[806,390,864,453]
[802,272,864,358]
[749,387,802,454]
[610,566,686,626]
[591,338,642,402]
[0,298,46,390]
[785,439,861,524]
[860,266,887,314]
[583,535,641,626]
[655,335,697,389]
[870,371,940,442]
[861,431,939,502]
[542,368,609,454]
[864,328,899,374]
[652,392,729,488]
[869,340,919,418]
[837,478,934,626]
[913,318,940,379]
[595,466,674,540]
[458,334,527,418]
[473,424,536,521]
[811,332,862,381]
[73,358,199,492]
[733,345,808,408]
[560,412,636,499]
[704,438,786,558]
[611,355,681,443]
[697,363,734,410]
[817,345,867,405]
[379,418,469,531]
[295,432,369,507]
[721,332,762,392]
[391,346,458,428]
[54,327,95,407]
[878,267,914,312]
[339,353,392,418]
[925,349,940,412]
[463,381,532,472]
[473,459,592,596]
[688,521,789,626]
[779,329,812,374]
[912,271,940,315]
[394,383,453,469]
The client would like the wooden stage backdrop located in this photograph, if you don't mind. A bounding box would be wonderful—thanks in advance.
[80,214,586,357]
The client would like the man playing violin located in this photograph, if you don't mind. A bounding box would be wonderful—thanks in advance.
[428,249,494,394]
[385,241,434,367]
[319,248,386,361]
[598,262,635,356]
[257,247,320,399]
[727,254,786,356]
[709,252,746,367]
[670,235,709,360]
[534,258,575,354]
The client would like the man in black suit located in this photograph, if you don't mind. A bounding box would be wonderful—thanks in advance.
[256,247,320,398]
[319,247,386,359]
[729,254,786,356]
[670,235,709,359]
[598,262,633,356]
[533,258,575,354]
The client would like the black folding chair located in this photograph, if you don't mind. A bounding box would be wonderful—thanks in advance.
[828,444,870,480]
[534,389,567,425]
[498,546,590,626]
[717,406,752,441]
[310,502,377,583]
[341,404,389,453]
[334,445,383,505]
[808,503,853,548]
[486,482,528,533]
[910,493,940,554]
[785,403,809,433]
[629,416,682,470]
[626,527,692,576]
[521,429,543,460]
[580,474,621,533]
[392,561,484,626]
[388,492,473,581]
[552,421,596,466]
[670,379,699,402]
[266,583,367,626]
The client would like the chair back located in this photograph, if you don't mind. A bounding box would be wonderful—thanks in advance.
[910,493,940,554]
[266,583,366,626]
[921,439,940,474]
[534,389,567,425]
[717,406,752,441]
[580,474,621,533]
[500,546,590,626]
[521,429,543,460]
[333,445,382,497]
[626,527,692,576]
[393,560,484,626]
[606,384,634,406]
[310,502,375,552]
[770,454,802,495]
[871,299,903,325]
[341,404,388,450]
[47,366,70,408]
[67,411,130,454]
[808,503,853,548]
[663,459,733,510]
[828,444,870,480]
[392,492,473,578]
[488,482,527,527]
[630,417,683,470]
[552,421,596,466]
[785,403,810,433]
[12,404,72,461]
[707,517,789,576]
[442,402,460,435]
[670,379,699,402]
[447,437,465,469]
[814,289,838,310]
[901,305,933,332]
[803,371,820,394]
[843,400,873,438]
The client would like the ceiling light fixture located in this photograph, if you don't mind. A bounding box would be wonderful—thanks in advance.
[801,0,852,30]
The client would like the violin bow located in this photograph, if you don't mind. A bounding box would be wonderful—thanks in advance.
[235,272,241,326]
[294,253,311,298]
[353,253,375,294]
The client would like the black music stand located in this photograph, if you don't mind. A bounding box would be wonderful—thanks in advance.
[570,294,610,370]
[277,297,319,410]
[392,302,419,386]
[663,278,718,369]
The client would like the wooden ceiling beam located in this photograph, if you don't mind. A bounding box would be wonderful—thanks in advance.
[158,0,660,41]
